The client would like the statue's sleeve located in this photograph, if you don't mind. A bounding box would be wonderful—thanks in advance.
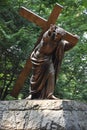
[64,41,77,51]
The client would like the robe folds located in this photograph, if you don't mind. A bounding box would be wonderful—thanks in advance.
[29,39,65,99]
[27,24,77,99]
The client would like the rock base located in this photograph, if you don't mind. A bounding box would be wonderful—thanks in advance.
[0,100,87,130]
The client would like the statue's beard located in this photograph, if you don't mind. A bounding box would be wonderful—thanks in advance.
[51,33,55,40]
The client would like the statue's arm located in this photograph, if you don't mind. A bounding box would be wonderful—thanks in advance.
[64,40,77,51]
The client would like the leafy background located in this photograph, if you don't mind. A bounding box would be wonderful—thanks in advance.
[0,0,87,101]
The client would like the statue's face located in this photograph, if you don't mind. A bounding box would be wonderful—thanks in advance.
[48,25,57,40]
[43,24,65,43]
[43,25,57,42]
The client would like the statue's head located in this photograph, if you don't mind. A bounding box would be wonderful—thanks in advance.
[43,24,65,43]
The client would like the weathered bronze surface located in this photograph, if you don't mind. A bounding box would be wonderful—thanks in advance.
[27,25,78,99]
[11,3,78,98]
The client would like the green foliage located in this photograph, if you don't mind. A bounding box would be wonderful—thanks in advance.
[0,0,87,102]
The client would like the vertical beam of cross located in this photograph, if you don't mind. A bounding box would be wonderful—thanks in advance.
[19,3,63,30]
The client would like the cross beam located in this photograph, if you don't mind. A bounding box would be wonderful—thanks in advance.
[11,3,78,97]
[19,4,63,30]
[19,5,78,44]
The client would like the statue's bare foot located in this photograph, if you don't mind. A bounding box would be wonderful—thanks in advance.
[26,95,32,100]
[47,94,59,100]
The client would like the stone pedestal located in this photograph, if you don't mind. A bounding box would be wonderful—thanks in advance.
[0,100,87,130]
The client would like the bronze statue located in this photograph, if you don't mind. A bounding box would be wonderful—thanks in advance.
[26,24,77,99]
[11,4,78,98]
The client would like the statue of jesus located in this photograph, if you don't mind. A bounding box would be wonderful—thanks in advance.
[26,24,77,99]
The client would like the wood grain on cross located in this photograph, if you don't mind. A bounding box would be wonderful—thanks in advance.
[11,3,78,97]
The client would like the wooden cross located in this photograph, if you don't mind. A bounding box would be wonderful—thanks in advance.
[11,3,78,97]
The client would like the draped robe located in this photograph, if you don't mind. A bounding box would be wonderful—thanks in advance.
[28,25,76,99]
